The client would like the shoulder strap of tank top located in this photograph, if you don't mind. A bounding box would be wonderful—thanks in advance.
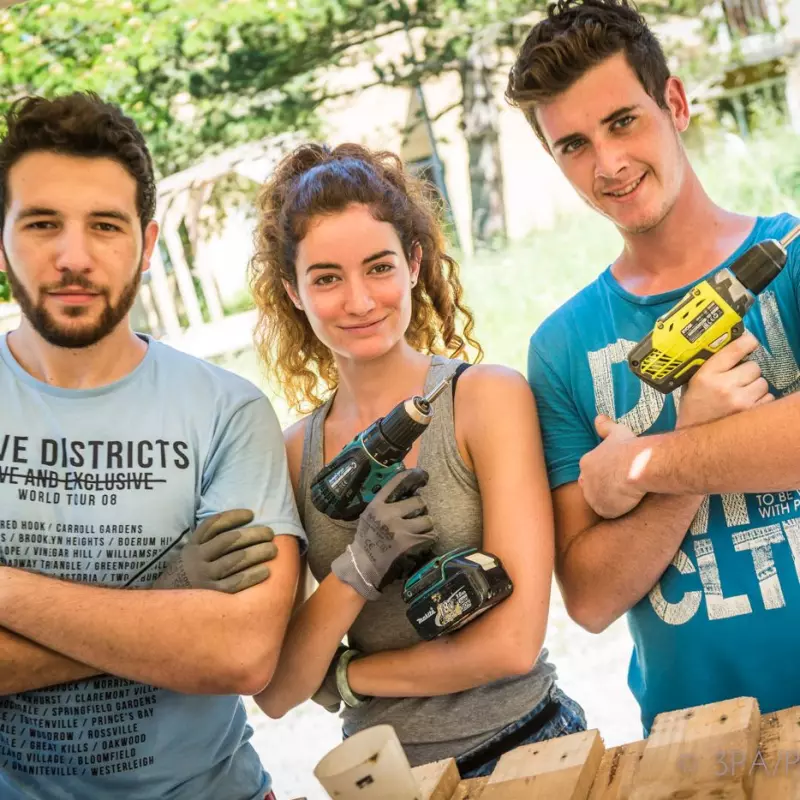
[422,356,471,473]
[297,398,333,525]
[451,361,471,400]
[450,361,471,420]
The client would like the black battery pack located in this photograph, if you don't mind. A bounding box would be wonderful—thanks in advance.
[402,546,513,640]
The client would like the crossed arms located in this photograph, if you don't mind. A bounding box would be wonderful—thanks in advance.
[0,396,302,697]
[0,539,299,696]
[548,334,796,633]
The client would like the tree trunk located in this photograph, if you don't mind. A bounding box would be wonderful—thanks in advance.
[459,35,507,249]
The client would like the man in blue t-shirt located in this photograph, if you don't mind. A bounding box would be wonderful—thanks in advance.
[0,94,305,798]
[507,0,800,733]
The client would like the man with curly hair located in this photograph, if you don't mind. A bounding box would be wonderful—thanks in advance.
[0,93,304,799]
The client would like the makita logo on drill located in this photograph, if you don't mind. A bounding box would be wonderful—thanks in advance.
[416,608,435,624]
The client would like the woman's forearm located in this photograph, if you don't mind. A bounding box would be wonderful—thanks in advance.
[347,599,542,698]
[254,573,366,718]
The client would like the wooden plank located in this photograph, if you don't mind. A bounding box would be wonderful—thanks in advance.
[752,705,800,798]
[412,758,461,800]
[588,739,646,799]
[629,697,761,800]
[451,778,490,800]
[480,729,606,799]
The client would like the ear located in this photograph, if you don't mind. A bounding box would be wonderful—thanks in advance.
[409,242,422,287]
[282,279,304,311]
[0,246,7,274]
[140,220,159,274]
[664,76,690,134]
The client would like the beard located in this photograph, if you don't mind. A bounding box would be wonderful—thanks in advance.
[3,258,142,349]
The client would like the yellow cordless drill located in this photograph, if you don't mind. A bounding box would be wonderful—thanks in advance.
[628,223,800,393]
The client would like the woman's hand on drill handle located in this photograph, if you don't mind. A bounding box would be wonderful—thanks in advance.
[331,468,436,600]
[676,332,774,429]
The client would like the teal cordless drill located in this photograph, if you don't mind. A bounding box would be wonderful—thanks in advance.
[310,375,454,522]
[310,373,513,639]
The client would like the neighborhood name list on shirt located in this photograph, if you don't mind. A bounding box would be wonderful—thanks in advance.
[0,434,192,779]
[0,679,160,778]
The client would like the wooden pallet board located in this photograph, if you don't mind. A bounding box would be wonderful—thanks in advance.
[450,778,489,800]
[629,696,760,800]
[752,705,800,799]
[481,729,605,799]
[411,697,800,800]
[414,758,461,800]
[588,740,646,800]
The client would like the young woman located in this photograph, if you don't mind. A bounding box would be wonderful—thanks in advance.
[250,143,586,777]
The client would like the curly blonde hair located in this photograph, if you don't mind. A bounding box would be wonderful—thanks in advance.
[249,142,483,414]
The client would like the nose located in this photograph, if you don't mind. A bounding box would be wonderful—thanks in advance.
[54,224,93,274]
[593,139,629,182]
[342,275,376,316]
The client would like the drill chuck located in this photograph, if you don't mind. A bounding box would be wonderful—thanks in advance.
[362,400,431,467]
[354,375,454,467]
[310,372,458,520]
[731,239,788,296]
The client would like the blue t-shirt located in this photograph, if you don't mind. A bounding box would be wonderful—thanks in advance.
[528,213,800,734]
[0,334,306,800]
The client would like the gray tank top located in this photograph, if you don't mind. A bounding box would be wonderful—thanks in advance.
[298,356,557,766]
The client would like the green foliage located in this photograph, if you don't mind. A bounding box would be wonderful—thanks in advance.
[693,127,800,217]
[0,0,400,177]
[0,0,717,181]
[222,288,257,316]
[0,0,559,178]
[0,273,8,303]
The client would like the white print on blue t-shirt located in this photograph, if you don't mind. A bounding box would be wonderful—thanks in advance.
[586,289,800,625]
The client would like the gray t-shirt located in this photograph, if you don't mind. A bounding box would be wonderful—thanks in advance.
[0,334,305,800]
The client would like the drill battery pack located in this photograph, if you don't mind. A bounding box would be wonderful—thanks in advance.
[402,546,513,640]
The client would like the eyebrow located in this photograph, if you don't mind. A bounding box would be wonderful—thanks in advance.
[601,105,640,125]
[552,105,641,151]
[17,207,133,224]
[306,249,398,272]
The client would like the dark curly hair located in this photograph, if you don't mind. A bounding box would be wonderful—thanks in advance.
[249,142,483,414]
[0,92,156,232]
[506,0,670,145]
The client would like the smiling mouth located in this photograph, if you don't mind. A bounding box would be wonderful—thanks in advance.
[605,174,645,198]
[341,317,387,331]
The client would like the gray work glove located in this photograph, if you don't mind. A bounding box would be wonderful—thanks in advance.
[331,468,436,601]
[154,509,277,594]
[311,645,349,714]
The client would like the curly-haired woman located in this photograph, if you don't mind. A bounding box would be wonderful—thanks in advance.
[250,143,586,777]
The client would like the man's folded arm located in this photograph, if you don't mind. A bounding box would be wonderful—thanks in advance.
[0,535,300,696]
[0,393,305,697]
[0,629,100,695]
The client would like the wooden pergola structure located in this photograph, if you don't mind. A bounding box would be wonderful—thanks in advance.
[140,133,300,342]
